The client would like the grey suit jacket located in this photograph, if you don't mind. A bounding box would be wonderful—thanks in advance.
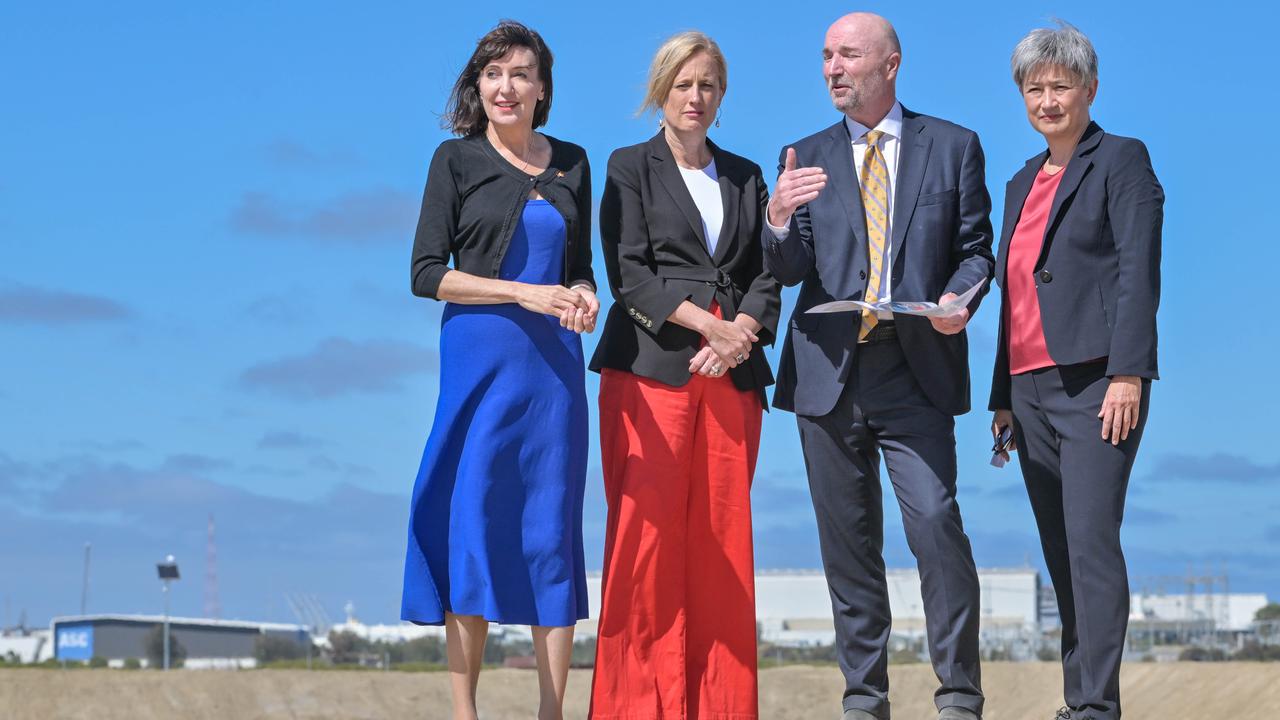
[764,107,995,417]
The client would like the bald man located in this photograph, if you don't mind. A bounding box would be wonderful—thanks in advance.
[763,13,994,720]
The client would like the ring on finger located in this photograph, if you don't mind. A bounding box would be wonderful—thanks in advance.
[734,353,745,363]
[711,365,722,376]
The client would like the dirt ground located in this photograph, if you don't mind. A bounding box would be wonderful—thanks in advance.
[3,662,1277,719]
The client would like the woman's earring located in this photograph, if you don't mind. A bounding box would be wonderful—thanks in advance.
[715,111,722,128]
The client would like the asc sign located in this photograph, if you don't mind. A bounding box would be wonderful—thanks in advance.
[56,624,95,661]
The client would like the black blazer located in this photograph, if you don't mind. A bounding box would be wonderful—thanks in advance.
[410,134,595,300]
[764,108,995,417]
[989,122,1163,410]
[588,133,781,398]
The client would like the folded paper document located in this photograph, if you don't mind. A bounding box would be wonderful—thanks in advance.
[805,281,983,319]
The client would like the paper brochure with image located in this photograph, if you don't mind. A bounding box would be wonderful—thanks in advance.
[805,281,984,318]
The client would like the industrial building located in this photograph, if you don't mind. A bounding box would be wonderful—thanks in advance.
[24,574,1270,667]
[751,567,1042,647]
[0,629,52,663]
[50,614,310,668]
[571,567,1044,648]
[1130,592,1269,632]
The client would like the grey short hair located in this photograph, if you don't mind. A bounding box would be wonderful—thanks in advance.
[1010,20,1097,88]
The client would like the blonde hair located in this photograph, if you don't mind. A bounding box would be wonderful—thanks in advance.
[639,31,728,116]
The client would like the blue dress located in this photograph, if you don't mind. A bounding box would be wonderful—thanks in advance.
[401,200,589,627]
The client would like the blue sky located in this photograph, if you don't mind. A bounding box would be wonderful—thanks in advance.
[3,1,1278,627]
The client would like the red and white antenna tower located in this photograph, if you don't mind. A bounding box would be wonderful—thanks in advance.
[204,513,221,619]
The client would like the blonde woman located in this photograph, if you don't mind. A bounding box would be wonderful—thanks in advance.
[588,31,780,719]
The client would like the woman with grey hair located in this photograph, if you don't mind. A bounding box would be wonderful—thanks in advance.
[988,21,1163,720]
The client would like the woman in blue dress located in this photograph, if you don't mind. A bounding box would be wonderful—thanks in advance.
[401,20,598,720]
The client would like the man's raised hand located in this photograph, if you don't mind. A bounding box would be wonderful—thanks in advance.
[767,147,828,228]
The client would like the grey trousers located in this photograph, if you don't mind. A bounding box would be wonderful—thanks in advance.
[797,339,983,719]
[1010,361,1150,720]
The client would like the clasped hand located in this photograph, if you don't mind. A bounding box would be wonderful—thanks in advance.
[688,316,758,377]
[516,283,599,334]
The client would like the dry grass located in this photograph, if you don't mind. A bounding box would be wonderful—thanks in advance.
[3,662,1277,719]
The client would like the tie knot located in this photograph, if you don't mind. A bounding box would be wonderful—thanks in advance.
[864,130,884,147]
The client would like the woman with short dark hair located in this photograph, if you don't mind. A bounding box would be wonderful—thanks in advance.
[990,20,1163,720]
[400,20,597,720]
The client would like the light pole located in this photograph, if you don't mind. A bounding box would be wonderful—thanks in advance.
[156,555,180,670]
[81,543,91,615]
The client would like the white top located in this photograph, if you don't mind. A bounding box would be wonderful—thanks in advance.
[768,102,904,317]
[678,158,723,255]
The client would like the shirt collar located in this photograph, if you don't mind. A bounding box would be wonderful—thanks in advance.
[845,101,903,144]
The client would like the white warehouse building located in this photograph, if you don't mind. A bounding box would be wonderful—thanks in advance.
[575,567,1042,647]
[1130,592,1269,632]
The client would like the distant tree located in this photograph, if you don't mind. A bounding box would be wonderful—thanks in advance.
[571,637,596,668]
[980,646,1013,662]
[144,625,187,668]
[756,642,840,665]
[890,647,926,664]
[88,656,108,668]
[1256,603,1280,622]
[1178,646,1227,662]
[485,638,533,665]
[122,658,142,670]
[255,634,311,663]
[327,630,367,665]
[1232,642,1280,661]
[392,635,446,665]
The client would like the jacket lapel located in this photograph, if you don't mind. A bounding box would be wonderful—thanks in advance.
[647,133,709,251]
[709,139,740,266]
[996,153,1045,285]
[822,121,868,251]
[890,110,930,268]
[1037,122,1103,268]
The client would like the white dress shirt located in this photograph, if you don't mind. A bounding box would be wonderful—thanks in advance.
[769,102,904,316]
[678,159,723,255]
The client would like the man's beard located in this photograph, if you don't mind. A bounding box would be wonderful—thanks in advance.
[828,76,861,112]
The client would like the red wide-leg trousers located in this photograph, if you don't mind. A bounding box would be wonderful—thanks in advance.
[589,368,762,720]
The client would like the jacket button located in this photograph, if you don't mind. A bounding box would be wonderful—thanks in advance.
[859,270,867,280]
[1039,270,1053,283]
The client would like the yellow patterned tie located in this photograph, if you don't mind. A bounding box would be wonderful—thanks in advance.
[858,129,889,341]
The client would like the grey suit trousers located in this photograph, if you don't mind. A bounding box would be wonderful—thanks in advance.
[797,338,983,719]
[1011,361,1150,720]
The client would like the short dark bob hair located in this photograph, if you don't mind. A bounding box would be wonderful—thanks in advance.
[444,20,554,137]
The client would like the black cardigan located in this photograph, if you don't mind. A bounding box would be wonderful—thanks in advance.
[410,133,595,300]
[589,134,781,398]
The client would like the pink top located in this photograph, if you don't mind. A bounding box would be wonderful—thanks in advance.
[1005,167,1064,375]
